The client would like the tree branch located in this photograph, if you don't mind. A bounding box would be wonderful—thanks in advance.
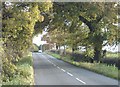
[92,14,104,23]
[79,15,94,32]
[79,15,90,26]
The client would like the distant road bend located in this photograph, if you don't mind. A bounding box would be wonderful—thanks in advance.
[33,52,118,85]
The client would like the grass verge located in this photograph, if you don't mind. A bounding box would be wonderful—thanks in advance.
[2,52,34,85]
[46,51,119,80]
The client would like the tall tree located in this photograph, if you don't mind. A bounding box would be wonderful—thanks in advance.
[51,2,118,62]
[2,2,52,81]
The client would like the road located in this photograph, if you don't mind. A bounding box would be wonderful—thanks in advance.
[33,52,118,85]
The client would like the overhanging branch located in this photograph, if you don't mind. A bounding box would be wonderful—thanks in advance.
[79,15,94,32]
[92,14,104,23]
[79,15,90,26]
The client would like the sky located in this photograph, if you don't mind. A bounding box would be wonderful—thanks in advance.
[102,44,119,52]
[32,31,47,46]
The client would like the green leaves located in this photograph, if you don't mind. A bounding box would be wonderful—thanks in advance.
[2,2,52,83]
[49,2,118,62]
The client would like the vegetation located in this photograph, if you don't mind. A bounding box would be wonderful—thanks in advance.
[2,2,52,85]
[47,2,119,62]
[30,44,39,52]
[1,1,119,85]
[2,53,34,85]
[106,52,119,59]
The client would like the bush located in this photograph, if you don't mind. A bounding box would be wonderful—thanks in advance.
[2,53,34,85]
[2,58,17,82]
[101,58,119,69]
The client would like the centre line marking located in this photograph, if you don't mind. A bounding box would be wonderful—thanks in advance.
[75,78,86,84]
[67,72,73,77]
[48,60,50,62]
[57,66,60,69]
[53,64,56,66]
[61,69,66,72]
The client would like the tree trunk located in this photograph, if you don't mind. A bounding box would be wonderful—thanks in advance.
[63,45,66,55]
[56,45,58,50]
[79,15,104,63]
[72,47,75,54]
[93,45,102,63]
[58,45,61,54]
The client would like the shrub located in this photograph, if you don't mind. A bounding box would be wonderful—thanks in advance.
[2,53,34,85]
[2,58,17,82]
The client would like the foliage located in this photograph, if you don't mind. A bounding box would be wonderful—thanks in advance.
[2,2,52,84]
[1,1,119,84]
[84,46,94,58]
[30,43,39,52]
[2,53,34,85]
[66,25,89,52]
[49,2,119,62]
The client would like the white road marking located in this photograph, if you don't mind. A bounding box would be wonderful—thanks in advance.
[48,60,51,63]
[75,78,86,84]
[61,69,66,72]
[57,66,60,69]
[47,60,50,63]
[46,58,86,85]
[53,64,56,66]
[67,72,73,77]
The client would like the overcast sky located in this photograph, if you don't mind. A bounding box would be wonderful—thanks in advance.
[32,31,47,46]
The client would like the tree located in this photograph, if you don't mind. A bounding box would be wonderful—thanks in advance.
[44,28,65,50]
[2,2,52,82]
[2,2,40,60]
[51,2,118,62]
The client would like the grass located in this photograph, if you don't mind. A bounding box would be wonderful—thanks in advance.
[46,51,119,80]
[48,52,61,59]
[106,52,119,59]
[2,52,34,85]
